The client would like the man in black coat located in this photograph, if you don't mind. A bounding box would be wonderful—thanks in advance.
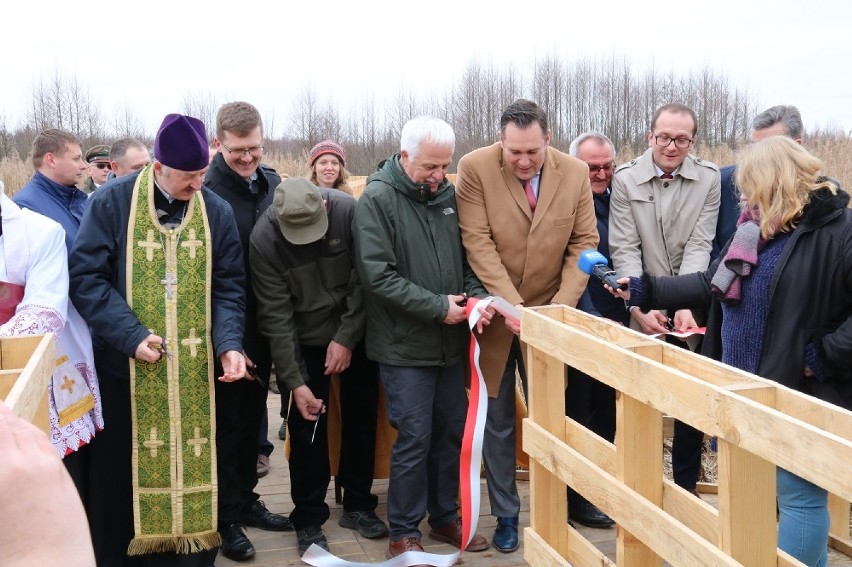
[564,132,628,529]
[205,101,291,561]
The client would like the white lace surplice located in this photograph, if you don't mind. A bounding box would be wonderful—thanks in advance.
[0,193,103,456]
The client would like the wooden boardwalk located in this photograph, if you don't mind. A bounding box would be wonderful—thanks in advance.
[216,393,852,566]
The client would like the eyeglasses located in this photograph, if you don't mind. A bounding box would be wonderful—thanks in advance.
[220,142,263,158]
[93,162,111,170]
[588,162,614,174]
[653,135,693,149]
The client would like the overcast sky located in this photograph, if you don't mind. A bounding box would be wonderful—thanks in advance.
[1,0,849,137]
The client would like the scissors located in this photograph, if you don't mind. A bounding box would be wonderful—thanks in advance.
[310,404,326,445]
[158,336,172,361]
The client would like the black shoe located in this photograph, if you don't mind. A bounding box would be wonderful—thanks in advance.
[220,523,255,561]
[568,500,614,528]
[278,420,287,440]
[240,500,293,531]
[297,526,328,556]
[339,510,389,539]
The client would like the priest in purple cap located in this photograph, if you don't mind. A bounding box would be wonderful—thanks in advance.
[69,113,248,567]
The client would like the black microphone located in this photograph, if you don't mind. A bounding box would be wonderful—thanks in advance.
[578,250,627,290]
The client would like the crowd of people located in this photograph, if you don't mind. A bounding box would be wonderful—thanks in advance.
[0,98,849,567]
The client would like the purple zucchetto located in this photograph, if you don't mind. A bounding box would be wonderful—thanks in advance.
[153,113,209,172]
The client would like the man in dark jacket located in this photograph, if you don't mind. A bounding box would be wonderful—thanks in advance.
[251,177,387,556]
[712,105,805,260]
[69,113,248,567]
[205,101,291,561]
[562,132,629,529]
[353,116,489,562]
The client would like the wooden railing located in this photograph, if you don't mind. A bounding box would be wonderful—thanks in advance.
[521,305,852,567]
[0,334,54,430]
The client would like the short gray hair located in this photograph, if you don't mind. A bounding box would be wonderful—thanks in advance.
[568,132,615,158]
[109,137,147,161]
[752,105,803,139]
[400,116,455,159]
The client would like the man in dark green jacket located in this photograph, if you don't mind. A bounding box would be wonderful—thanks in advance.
[251,177,386,557]
[352,116,489,561]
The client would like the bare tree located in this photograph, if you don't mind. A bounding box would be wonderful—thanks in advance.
[180,90,220,142]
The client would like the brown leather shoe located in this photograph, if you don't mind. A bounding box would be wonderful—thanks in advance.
[386,536,428,566]
[428,519,488,552]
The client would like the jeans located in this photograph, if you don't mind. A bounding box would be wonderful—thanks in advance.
[777,467,829,567]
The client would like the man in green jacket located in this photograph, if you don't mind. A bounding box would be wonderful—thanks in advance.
[250,177,387,557]
[352,116,489,562]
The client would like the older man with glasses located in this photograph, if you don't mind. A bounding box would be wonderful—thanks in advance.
[608,102,720,496]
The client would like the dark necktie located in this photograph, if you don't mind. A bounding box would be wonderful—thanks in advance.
[660,173,674,180]
[523,178,537,213]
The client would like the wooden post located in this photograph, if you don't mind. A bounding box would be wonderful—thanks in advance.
[717,384,777,566]
[526,340,569,559]
[829,494,852,555]
[617,344,664,567]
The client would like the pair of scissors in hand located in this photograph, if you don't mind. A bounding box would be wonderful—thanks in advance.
[310,404,326,445]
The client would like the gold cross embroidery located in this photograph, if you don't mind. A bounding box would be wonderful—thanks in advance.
[60,375,75,394]
[181,229,203,259]
[143,427,165,458]
[137,229,160,262]
[181,327,203,358]
[187,426,208,457]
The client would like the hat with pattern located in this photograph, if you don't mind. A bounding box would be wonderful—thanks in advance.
[309,140,345,167]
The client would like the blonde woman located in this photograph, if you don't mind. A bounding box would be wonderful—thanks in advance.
[613,136,852,566]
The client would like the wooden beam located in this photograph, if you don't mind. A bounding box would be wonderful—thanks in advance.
[3,334,54,425]
[524,527,573,567]
[521,308,852,502]
[717,386,777,566]
[526,345,568,559]
[525,419,741,566]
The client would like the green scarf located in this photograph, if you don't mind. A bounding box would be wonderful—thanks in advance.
[125,165,219,555]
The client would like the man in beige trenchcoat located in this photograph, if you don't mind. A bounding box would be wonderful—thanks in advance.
[609,102,720,493]
[455,99,598,552]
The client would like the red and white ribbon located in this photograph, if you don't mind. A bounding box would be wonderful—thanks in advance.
[302,297,495,566]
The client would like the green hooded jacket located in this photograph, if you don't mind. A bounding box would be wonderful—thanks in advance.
[353,154,486,367]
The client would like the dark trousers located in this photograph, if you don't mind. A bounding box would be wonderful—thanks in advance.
[89,374,219,567]
[63,439,93,516]
[258,409,273,457]
[666,335,704,490]
[380,361,466,540]
[289,342,379,530]
[483,340,526,518]
[565,366,615,506]
[215,356,270,527]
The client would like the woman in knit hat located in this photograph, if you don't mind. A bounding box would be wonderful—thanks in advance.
[610,136,852,567]
[309,140,352,195]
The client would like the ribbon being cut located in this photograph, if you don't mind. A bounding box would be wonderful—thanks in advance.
[302,297,520,567]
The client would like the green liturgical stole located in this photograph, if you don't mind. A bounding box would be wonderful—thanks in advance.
[125,165,219,555]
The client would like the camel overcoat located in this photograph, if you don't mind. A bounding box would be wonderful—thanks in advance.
[456,143,599,396]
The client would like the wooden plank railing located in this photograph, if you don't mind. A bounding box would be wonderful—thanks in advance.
[0,334,54,431]
[522,305,852,567]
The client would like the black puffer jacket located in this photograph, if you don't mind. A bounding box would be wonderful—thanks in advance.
[637,187,852,409]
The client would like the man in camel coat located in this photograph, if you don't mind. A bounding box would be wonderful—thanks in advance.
[455,99,599,552]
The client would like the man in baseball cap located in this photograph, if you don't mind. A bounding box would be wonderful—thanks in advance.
[251,177,387,556]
